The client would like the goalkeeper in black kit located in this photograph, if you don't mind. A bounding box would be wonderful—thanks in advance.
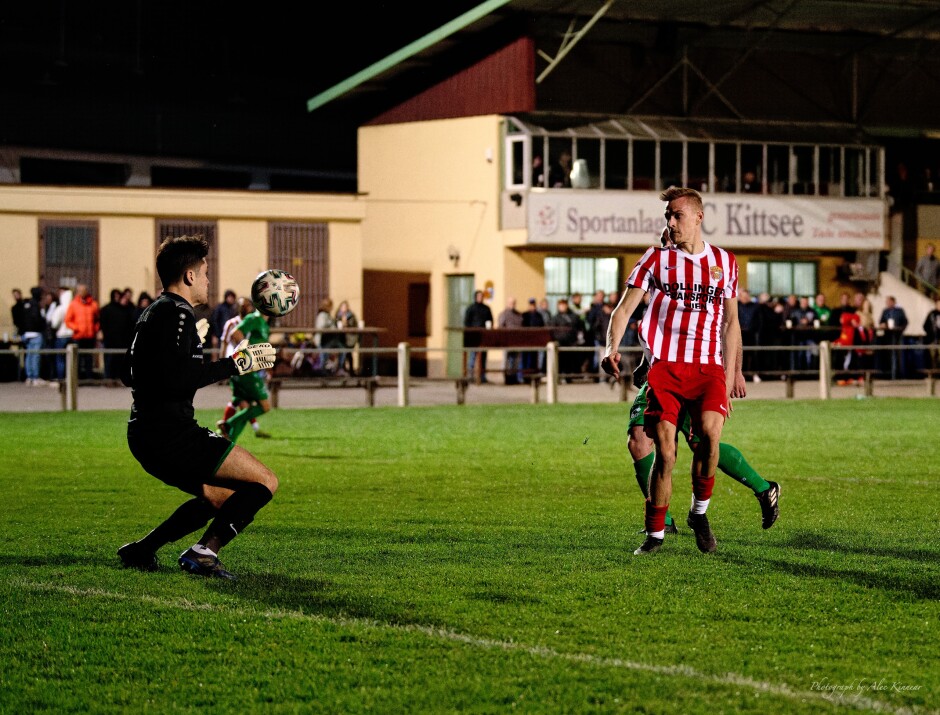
[117,235,278,580]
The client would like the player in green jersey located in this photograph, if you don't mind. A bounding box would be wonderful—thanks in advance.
[218,306,274,442]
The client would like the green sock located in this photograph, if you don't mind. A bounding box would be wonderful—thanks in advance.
[633,451,673,526]
[717,442,770,494]
[227,404,265,442]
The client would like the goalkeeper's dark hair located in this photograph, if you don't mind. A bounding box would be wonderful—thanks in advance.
[156,235,209,290]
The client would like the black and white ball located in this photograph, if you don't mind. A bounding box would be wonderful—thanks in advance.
[251,269,300,317]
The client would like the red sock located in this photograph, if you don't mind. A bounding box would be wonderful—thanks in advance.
[692,474,715,501]
[645,502,669,533]
[222,403,236,422]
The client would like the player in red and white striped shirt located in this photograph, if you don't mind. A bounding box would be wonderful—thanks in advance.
[602,187,742,556]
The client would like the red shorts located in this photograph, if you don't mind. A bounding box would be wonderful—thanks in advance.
[645,361,728,430]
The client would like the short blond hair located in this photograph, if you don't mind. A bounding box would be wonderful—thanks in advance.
[660,186,703,213]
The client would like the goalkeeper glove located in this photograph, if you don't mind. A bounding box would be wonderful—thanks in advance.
[231,339,276,375]
[195,318,210,344]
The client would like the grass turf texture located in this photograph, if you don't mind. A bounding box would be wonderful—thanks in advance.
[0,400,937,714]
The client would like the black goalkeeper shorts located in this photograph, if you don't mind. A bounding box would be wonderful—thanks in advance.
[128,424,235,496]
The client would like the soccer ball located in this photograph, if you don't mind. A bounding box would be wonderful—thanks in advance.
[251,269,300,317]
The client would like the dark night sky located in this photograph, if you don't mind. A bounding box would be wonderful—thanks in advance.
[0,2,484,179]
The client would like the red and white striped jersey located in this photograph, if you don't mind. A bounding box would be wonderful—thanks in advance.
[220,315,241,359]
[626,242,738,365]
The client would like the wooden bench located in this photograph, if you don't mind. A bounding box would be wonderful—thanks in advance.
[524,373,546,403]
[917,368,940,396]
[267,376,381,407]
[524,373,633,403]
[418,377,471,404]
[830,370,876,397]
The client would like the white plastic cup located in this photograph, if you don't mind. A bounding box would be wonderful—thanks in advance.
[813,319,820,328]
[358,319,365,329]
[785,319,793,329]
[887,318,895,329]
[485,320,493,329]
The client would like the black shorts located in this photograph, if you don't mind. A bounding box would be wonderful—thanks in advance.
[128,424,235,496]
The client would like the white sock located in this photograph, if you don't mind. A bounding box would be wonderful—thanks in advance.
[190,543,217,558]
[648,529,665,539]
[691,497,710,515]
[251,421,260,432]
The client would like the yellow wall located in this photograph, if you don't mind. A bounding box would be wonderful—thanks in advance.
[99,217,157,295]
[328,220,364,317]
[0,185,364,335]
[918,205,940,239]
[0,215,39,330]
[359,116,504,372]
[217,219,268,298]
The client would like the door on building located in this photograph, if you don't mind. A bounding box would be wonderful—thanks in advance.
[446,274,475,377]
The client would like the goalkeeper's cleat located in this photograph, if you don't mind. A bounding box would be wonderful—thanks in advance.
[756,481,780,530]
[178,548,236,580]
[118,542,159,571]
[686,512,717,553]
[216,419,231,439]
[633,535,664,555]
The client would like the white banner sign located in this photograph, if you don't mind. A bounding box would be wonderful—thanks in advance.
[526,190,886,250]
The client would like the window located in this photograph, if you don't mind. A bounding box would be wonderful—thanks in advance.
[632,140,655,190]
[715,143,738,193]
[767,145,790,194]
[819,146,842,196]
[502,116,884,199]
[507,136,527,188]
[603,139,628,189]
[39,220,98,298]
[845,148,867,197]
[573,138,601,189]
[544,256,620,310]
[792,145,815,195]
[687,142,710,192]
[269,222,329,329]
[660,141,683,190]
[741,144,764,192]
[746,261,817,297]
[547,137,574,188]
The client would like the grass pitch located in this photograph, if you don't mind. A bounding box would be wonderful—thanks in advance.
[0,399,937,714]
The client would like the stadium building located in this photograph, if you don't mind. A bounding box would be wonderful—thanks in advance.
[2,2,940,377]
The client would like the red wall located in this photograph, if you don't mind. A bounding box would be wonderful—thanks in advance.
[366,37,535,125]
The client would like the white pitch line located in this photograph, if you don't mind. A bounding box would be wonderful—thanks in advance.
[16,580,934,715]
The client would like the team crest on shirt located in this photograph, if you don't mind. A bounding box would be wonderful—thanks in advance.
[710,266,723,281]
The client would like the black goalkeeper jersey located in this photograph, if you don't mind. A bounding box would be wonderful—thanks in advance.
[122,292,237,433]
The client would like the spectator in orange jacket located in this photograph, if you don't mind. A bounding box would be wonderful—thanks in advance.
[65,284,101,378]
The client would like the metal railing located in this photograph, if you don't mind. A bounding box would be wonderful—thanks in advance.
[1,340,937,411]
[898,265,939,300]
